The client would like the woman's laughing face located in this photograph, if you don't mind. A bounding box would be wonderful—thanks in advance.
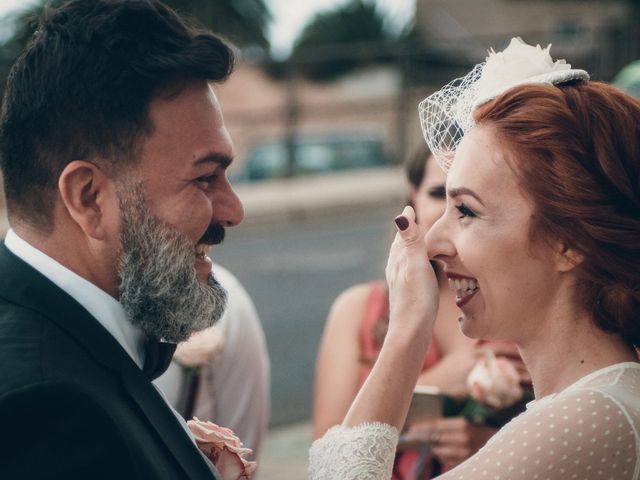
[425,125,566,342]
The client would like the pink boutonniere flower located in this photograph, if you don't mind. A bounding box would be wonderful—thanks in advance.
[187,417,257,480]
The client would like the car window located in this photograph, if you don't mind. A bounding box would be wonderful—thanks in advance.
[239,134,390,182]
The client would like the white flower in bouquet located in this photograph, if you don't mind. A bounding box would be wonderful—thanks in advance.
[466,350,523,409]
[475,37,573,106]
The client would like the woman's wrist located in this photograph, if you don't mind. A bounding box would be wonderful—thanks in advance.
[343,328,431,430]
[386,313,434,350]
[382,324,432,366]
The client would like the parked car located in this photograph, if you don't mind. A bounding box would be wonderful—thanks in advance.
[233,132,392,182]
[612,60,640,99]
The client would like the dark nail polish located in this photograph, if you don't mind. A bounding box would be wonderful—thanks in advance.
[394,215,409,231]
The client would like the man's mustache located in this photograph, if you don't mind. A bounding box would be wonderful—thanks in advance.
[199,224,225,245]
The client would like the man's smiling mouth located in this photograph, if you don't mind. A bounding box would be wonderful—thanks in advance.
[195,243,210,260]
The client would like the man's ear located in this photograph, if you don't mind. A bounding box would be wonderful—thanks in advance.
[555,242,585,273]
[58,160,116,240]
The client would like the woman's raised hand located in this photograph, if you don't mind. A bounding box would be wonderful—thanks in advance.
[342,207,440,431]
[386,206,439,343]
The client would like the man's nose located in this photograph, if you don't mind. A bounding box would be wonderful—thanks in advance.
[214,179,244,227]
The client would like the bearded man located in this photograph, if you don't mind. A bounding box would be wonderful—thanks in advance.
[0,1,243,478]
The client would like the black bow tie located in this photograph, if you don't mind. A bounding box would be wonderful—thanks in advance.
[143,339,177,381]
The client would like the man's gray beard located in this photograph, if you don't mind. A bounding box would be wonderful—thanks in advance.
[116,182,227,343]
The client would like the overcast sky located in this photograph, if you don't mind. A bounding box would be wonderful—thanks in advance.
[0,0,415,56]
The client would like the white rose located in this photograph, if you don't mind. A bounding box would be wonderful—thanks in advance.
[475,37,574,105]
[466,351,523,409]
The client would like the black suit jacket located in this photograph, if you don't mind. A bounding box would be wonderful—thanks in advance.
[0,242,220,479]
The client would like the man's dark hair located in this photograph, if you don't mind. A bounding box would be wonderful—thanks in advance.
[0,0,234,230]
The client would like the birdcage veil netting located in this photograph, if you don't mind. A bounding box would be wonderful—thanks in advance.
[418,37,590,172]
[418,63,484,172]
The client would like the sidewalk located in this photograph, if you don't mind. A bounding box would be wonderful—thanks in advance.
[233,166,405,228]
[258,421,312,480]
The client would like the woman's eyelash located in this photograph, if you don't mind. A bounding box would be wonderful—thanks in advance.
[455,203,476,219]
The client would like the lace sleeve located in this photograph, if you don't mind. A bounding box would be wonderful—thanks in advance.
[309,422,399,480]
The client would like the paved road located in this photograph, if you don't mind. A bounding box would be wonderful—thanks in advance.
[213,204,399,426]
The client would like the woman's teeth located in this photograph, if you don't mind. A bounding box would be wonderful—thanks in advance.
[448,278,479,297]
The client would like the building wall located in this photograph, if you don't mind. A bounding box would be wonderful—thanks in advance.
[215,62,407,173]
[416,0,628,67]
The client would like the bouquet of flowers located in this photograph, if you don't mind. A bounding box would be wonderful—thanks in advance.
[455,350,527,425]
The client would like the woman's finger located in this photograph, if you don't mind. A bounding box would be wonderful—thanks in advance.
[393,205,421,244]
[431,445,468,466]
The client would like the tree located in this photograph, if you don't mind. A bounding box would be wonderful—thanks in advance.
[164,0,271,49]
[0,3,48,94]
[290,0,396,82]
[0,0,272,94]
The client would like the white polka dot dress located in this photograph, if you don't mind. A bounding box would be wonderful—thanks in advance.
[309,362,640,479]
[433,362,640,480]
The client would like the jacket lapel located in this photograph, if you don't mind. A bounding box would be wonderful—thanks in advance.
[0,243,220,479]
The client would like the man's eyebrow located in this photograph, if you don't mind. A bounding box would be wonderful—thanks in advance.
[194,153,233,168]
[448,187,486,207]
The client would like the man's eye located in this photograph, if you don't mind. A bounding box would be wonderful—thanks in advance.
[196,174,215,187]
[455,203,476,219]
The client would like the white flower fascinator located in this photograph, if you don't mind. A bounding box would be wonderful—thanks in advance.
[419,37,590,171]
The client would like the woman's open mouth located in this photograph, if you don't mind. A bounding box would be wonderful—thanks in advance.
[447,274,479,308]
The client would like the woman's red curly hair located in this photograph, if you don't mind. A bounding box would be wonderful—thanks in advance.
[474,81,640,347]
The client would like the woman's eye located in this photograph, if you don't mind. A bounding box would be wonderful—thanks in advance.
[428,186,446,199]
[455,203,476,219]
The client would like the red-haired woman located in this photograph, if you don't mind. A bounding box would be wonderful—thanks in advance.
[312,146,529,478]
[309,38,640,479]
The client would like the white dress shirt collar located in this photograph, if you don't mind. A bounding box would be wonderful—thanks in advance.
[4,228,146,368]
